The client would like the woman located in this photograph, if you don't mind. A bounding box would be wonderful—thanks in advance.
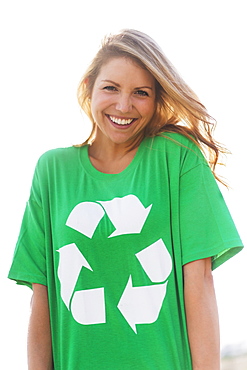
[8,29,243,369]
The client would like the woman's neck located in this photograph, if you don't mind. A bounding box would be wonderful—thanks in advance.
[88,142,138,174]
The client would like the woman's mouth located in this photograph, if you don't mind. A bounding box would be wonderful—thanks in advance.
[107,115,136,126]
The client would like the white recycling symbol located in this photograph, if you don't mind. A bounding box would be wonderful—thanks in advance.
[57,194,172,334]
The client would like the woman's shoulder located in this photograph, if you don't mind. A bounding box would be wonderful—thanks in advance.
[35,145,86,171]
[148,132,208,169]
[39,145,85,161]
[150,132,201,154]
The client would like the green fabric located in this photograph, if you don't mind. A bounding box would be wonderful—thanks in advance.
[8,133,243,369]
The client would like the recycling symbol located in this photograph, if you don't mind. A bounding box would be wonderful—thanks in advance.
[57,195,172,333]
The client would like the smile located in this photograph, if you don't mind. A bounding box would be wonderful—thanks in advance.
[107,115,136,126]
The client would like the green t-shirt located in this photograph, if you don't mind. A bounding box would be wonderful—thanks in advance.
[8,133,243,369]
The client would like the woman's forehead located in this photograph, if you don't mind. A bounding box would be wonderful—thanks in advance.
[96,57,155,85]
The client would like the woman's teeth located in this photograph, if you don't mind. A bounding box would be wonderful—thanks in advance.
[109,115,134,125]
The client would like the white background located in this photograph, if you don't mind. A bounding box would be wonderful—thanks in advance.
[1,0,246,368]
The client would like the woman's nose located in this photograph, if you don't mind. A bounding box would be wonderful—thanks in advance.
[115,94,132,113]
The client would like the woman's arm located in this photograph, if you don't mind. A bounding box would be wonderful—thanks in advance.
[28,283,53,370]
[183,257,220,370]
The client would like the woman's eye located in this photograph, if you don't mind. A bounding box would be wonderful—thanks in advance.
[103,86,117,91]
[135,90,149,97]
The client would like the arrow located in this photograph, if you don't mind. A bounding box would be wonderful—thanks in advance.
[117,275,168,333]
[71,287,106,325]
[99,195,152,237]
[57,243,93,309]
[66,202,105,238]
[135,239,172,283]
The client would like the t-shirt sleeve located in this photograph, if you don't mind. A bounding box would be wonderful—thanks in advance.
[8,165,47,288]
[179,161,243,270]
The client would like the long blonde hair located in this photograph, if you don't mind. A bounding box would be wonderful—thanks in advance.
[77,29,228,183]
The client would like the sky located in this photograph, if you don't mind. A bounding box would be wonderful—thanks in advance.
[1,0,246,368]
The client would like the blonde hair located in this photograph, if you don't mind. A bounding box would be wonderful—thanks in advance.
[77,29,228,183]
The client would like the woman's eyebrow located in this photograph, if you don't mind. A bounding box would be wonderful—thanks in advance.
[134,86,153,90]
[102,79,120,87]
[102,79,153,90]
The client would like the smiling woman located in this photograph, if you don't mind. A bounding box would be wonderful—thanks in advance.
[77,29,230,183]
[88,57,156,169]
[8,29,243,370]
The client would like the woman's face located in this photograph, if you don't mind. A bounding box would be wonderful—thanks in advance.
[90,57,156,149]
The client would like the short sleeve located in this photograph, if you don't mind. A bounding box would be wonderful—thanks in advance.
[8,170,47,288]
[180,162,243,270]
